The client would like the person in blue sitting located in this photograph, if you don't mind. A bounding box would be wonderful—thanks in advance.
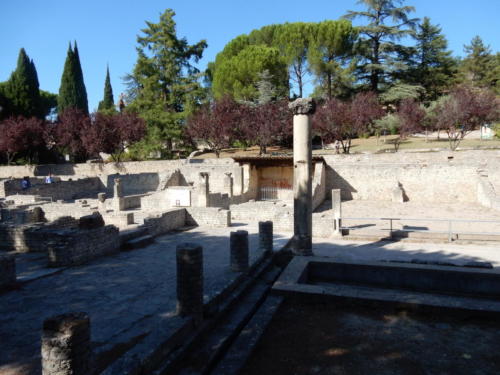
[45,173,53,184]
[21,176,31,190]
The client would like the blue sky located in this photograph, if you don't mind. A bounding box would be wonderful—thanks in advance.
[1,0,499,111]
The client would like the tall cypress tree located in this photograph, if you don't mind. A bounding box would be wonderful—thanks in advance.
[58,42,88,114]
[5,48,41,117]
[98,66,115,112]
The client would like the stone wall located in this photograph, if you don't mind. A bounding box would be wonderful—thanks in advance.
[2,178,103,200]
[47,225,119,267]
[0,217,79,253]
[323,153,488,203]
[120,194,143,210]
[186,207,231,227]
[143,208,187,237]
[35,202,95,222]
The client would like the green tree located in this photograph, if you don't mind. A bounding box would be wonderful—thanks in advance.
[460,36,498,92]
[0,83,11,120]
[275,22,313,98]
[344,0,419,92]
[39,90,58,119]
[401,17,457,102]
[308,20,357,100]
[98,66,115,113]
[212,44,288,101]
[4,48,41,118]
[125,9,207,157]
[58,42,89,114]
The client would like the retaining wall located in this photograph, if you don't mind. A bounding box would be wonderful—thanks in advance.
[323,153,488,203]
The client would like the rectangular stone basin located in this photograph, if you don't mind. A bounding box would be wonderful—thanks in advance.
[272,257,500,314]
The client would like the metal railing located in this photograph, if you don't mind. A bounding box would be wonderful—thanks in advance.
[259,187,293,201]
[341,216,500,242]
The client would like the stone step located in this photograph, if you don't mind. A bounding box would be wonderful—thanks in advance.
[151,253,281,375]
[174,267,283,375]
[122,235,154,250]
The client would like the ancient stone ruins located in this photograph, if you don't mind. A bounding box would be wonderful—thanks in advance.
[2,99,500,374]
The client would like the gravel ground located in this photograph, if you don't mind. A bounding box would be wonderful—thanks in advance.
[241,299,500,375]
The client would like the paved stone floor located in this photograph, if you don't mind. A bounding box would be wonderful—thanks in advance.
[3,223,500,375]
[316,199,500,237]
[312,238,500,268]
[0,224,290,375]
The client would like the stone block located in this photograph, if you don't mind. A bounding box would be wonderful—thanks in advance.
[78,212,104,229]
[391,186,405,203]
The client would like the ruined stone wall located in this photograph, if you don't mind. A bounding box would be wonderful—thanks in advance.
[3,178,103,200]
[322,153,492,203]
[0,217,78,253]
[186,207,230,227]
[47,225,119,267]
[179,163,244,196]
[143,208,186,237]
[0,160,184,179]
[230,201,334,236]
[37,203,95,222]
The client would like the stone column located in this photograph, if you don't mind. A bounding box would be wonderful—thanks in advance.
[332,189,342,236]
[0,254,16,289]
[176,243,204,323]
[289,98,316,255]
[259,221,273,254]
[113,178,123,198]
[113,178,125,211]
[224,172,233,198]
[41,312,91,375]
[97,192,107,211]
[230,230,249,272]
[197,173,209,207]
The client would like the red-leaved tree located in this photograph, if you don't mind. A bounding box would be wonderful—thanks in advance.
[0,116,45,164]
[83,112,146,162]
[187,96,242,158]
[313,92,383,153]
[435,85,500,151]
[313,98,349,147]
[394,99,426,151]
[240,99,291,155]
[55,108,91,161]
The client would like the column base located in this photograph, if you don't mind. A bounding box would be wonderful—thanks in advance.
[291,234,313,256]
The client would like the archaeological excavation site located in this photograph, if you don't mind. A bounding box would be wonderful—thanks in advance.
[2,101,500,375]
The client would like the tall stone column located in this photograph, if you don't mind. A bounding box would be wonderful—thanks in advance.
[197,173,209,207]
[289,98,315,256]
